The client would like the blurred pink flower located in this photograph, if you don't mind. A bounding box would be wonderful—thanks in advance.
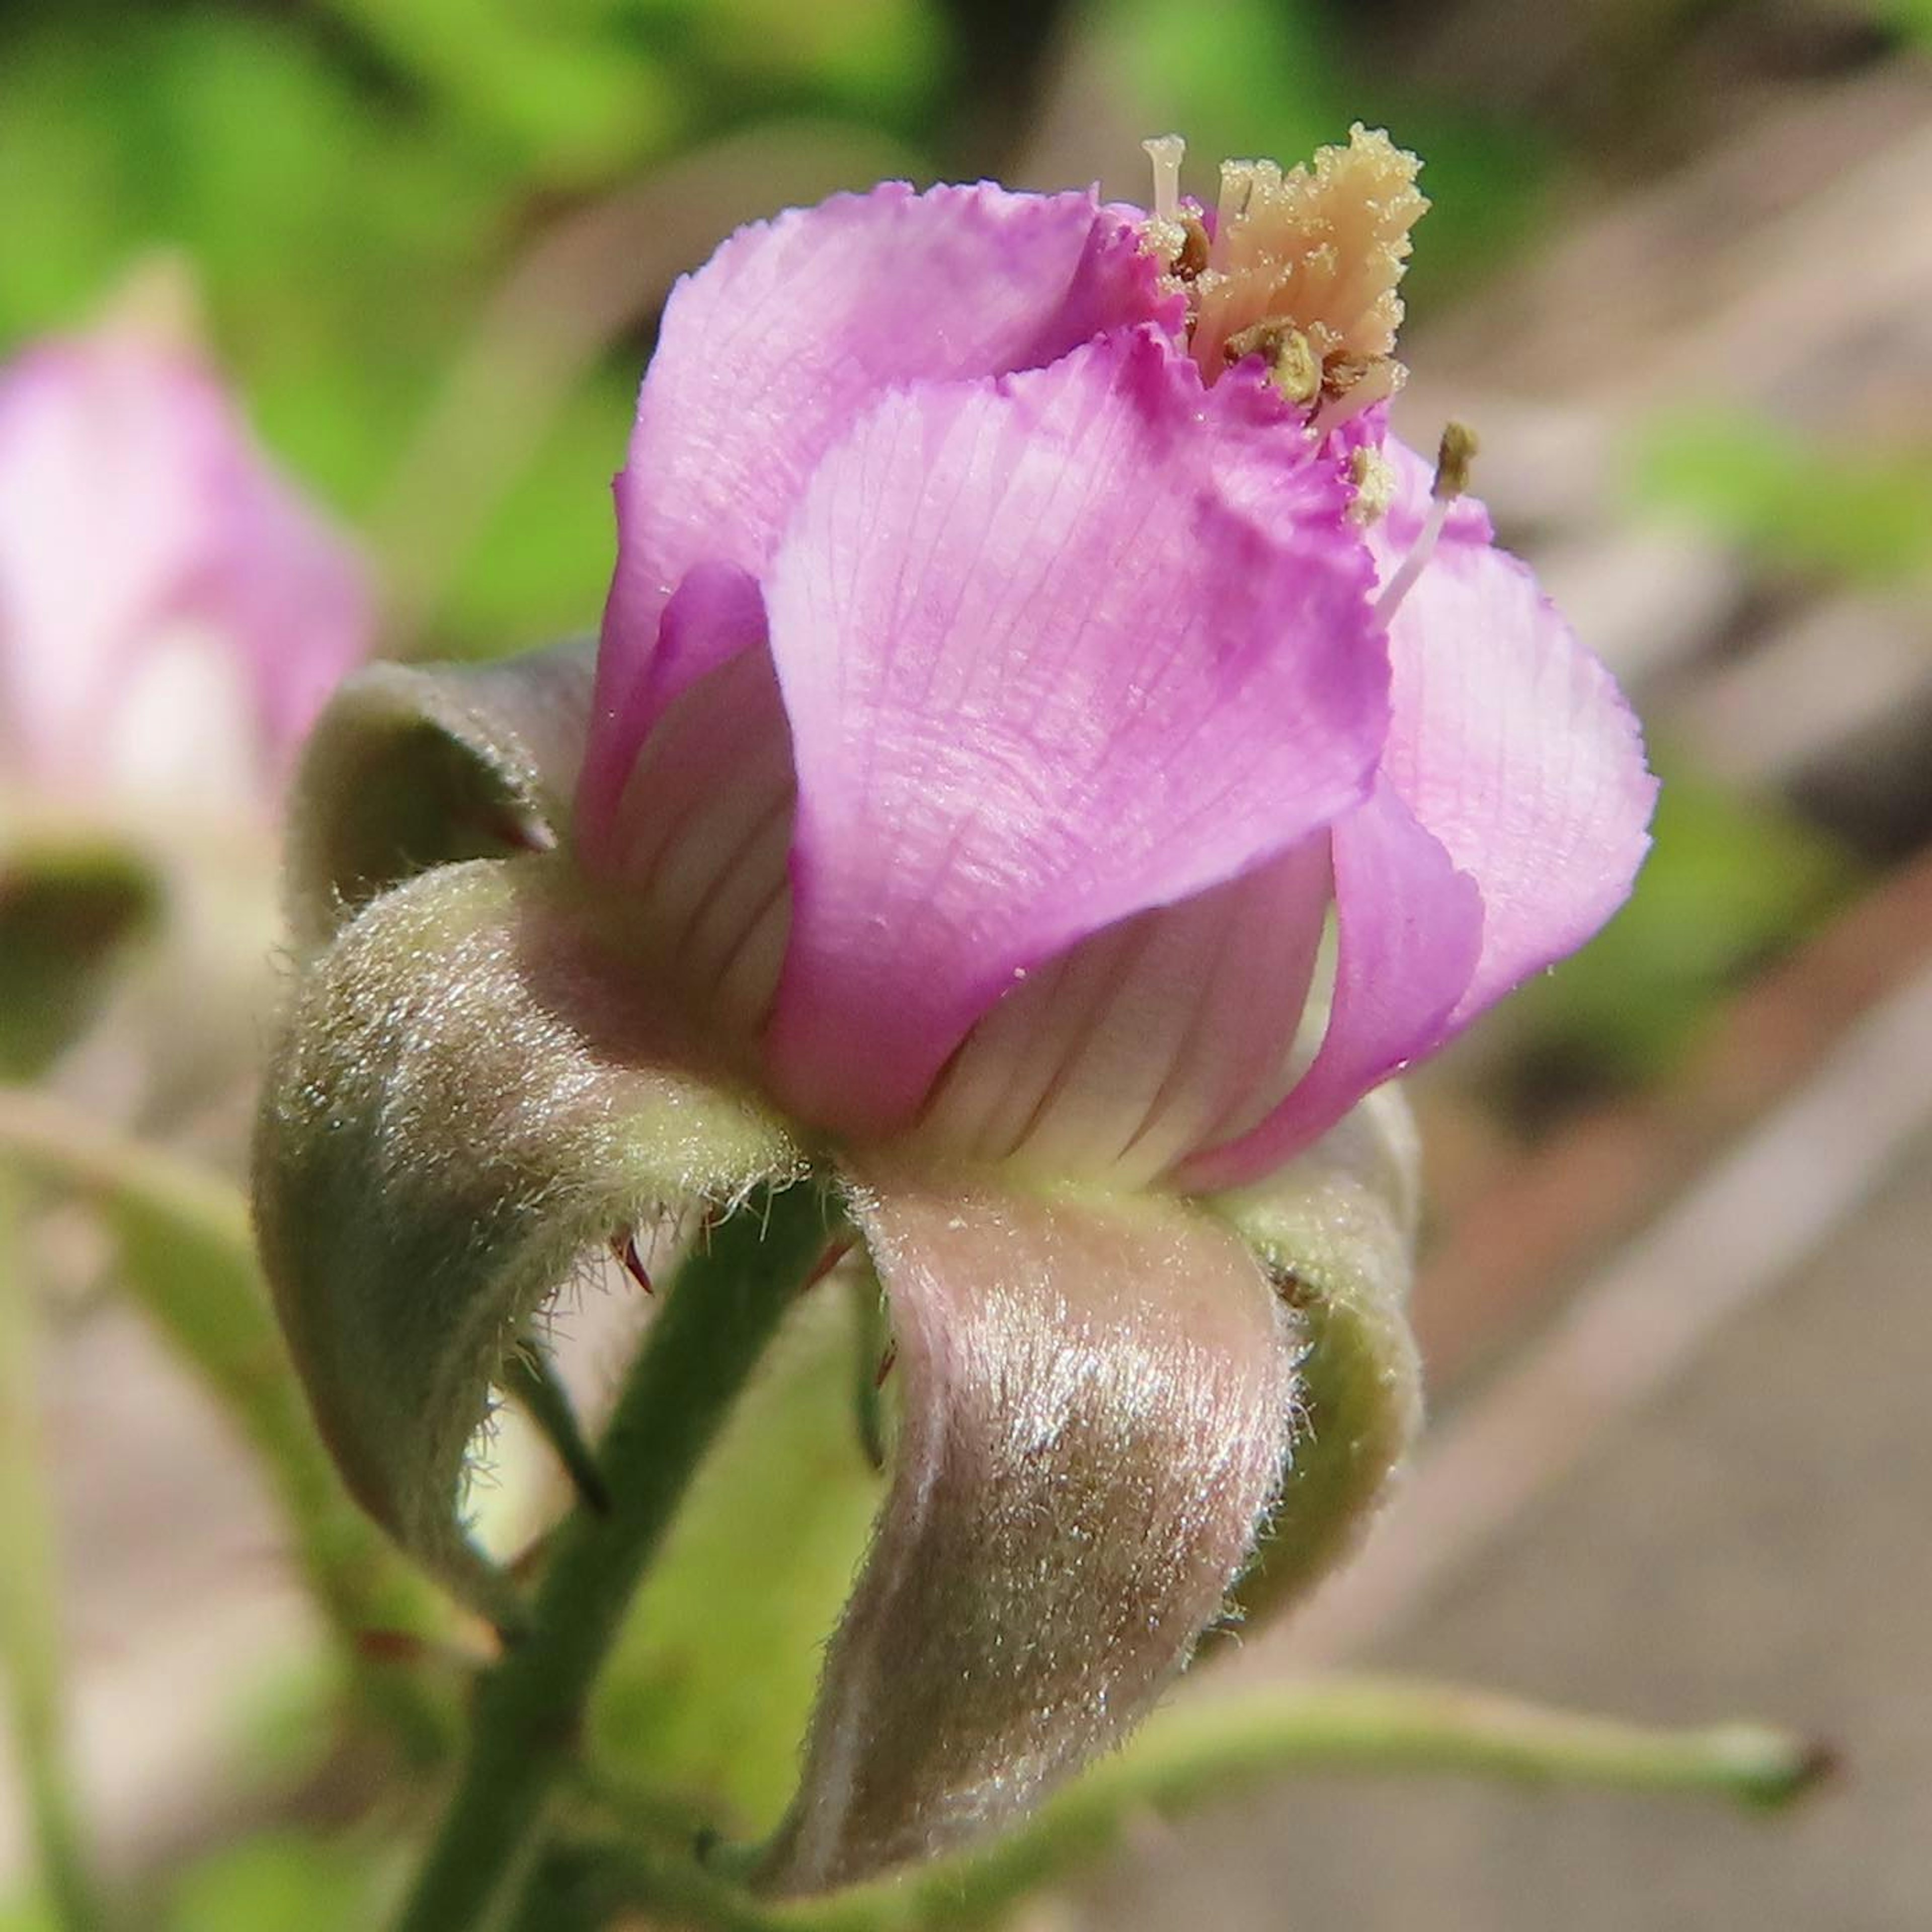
[0,324,370,813]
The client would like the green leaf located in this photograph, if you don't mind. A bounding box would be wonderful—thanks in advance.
[0,832,155,1081]
[591,1280,885,1833]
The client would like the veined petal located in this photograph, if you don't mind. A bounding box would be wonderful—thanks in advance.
[581,183,1174,847]
[762,1171,1296,1892]
[1179,782,1481,1190]
[764,329,1387,1142]
[253,857,798,1611]
[1371,438,1657,1028]
[598,626,797,1050]
[1184,439,1656,1188]
[914,839,1331,1186]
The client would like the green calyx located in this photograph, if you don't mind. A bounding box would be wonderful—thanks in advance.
[253,854,801,1617]
[281,640,597,955]
[1210,1083,1425,1631]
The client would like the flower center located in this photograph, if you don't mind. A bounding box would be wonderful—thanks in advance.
[1143,126,1427,425]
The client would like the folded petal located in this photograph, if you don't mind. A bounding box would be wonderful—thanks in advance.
[581,184,1174,844]
[764,329,1387,1141]
[762,1171,1296,1892]
[914,839,1331,1186]
[283,639,596,952]
[1184,441,1656,1187]
[596,627,797,1049]
[1179,782,1482,1190]
[1370,441,1658,1028]
[253,856,798,1612]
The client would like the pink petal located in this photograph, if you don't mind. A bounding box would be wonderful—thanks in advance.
[0,335,368,796]
[579,182,1175,848]
[762,1171,1296,1892]
[1371,445,1657,1027]
[1184,439,1656,1189]
[605,641,798,1049]
[1179,782,1482,1191]
[913,838,1332,1186]
[763,329,1387,1141]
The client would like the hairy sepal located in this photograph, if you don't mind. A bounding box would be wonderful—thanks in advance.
[760,1172,1298,1894]
[1211,1084,1424,1630]
[282,640,596,955]
[252,855,799,1612]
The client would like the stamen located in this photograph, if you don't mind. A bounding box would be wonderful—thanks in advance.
[1142,134,1186,226]
[1347,446,1397,525]
[1308,357,1405,439]
[1214,160,1264,264]
[1221,319,1321,404]
[1174,215,1210,281]
[1432,419,1479,500]
[1372,421,1479,628]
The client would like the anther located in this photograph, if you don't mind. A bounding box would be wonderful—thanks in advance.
[1221,320,1321,405]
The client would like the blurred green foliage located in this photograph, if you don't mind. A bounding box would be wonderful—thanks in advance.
[590,1282,882,1833]
[1636,410,1932,588]
[0,0,1576,658]
[1102,0,1554,309]
[0,0,948,650]
[163,1831,392,1932]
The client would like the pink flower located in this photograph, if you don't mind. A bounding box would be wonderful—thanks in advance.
[261,130,1655,1893]
[0,323,370,814]
[575,135,1654,1192]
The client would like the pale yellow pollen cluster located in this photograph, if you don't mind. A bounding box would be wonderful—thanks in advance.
[1149,126,1428,422]
[1347,446,1397,525]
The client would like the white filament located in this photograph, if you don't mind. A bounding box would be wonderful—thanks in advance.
[1142,135,1186,224]
[1372,495,1451,629]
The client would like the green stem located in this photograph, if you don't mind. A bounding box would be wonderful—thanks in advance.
[392,1182,834,1932]
[556,1675,1826,1932]
[897,1676,1829,1927]
[0,1168,113,1932]
[0,1088,450,1762]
